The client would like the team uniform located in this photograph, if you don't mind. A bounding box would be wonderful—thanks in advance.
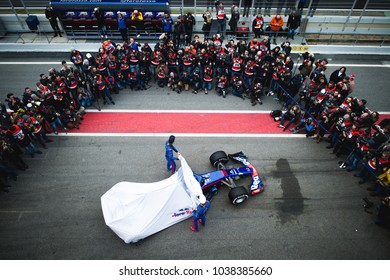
[165,135,178,174]
[190,198,211,232]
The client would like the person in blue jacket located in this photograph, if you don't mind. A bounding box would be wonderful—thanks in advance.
[190,195,211,232]
[162,12,173,38]
[165,135,179,174]
[117,12,128,43]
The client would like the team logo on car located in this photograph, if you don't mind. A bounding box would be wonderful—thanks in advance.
[171,207,192,218]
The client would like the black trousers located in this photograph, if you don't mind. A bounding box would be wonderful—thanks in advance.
[49,20,61,34]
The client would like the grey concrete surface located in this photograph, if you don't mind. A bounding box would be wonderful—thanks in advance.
[1,136,389,260]
[0,53,389,112]
[0,52,389,260]
[1,40,390,55]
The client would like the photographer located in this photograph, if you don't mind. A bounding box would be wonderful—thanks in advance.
[249,82,263,106]
[61,108,82,130]
[22,114,52,149]
[366,124,390,150]
[326,113,353,150]
[7,124,42,158]
[332,124,361,157]
[354,150,389,184]
[6,94,24,112]
[278,105,301,131]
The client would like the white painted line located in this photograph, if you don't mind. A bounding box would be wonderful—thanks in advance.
[52,132,307,138]
[83,109,390,114]
[8,108,390,114]
[84,109,273,114]
[0,210,41,213]
[0,62,63,65]
[327,64,390,68]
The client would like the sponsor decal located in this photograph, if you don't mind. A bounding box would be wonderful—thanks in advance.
[229,169,238,176]
[171,207,192,218]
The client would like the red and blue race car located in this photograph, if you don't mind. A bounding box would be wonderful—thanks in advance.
[193,151,264,205]
[101,151,264,243]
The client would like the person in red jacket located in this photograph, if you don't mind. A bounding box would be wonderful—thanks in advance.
[216,2,228,40]
[252,13,264,38]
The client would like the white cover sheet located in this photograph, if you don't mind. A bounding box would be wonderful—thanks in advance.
[101,155,204,243]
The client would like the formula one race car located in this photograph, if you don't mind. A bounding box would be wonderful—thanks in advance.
[101,151,264,243]
[193,151,264,205]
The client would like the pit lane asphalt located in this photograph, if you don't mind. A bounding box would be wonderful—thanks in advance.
[0,53,389,111]
[0,53,389,260]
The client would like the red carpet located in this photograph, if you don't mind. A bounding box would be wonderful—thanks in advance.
[76,111,390,134]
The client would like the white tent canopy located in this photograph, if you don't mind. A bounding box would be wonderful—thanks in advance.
[101,155,204,243]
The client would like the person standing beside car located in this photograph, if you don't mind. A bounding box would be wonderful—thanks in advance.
[165,135,180,174]
[190,195,211,232]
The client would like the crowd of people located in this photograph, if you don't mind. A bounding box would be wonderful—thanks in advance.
[0,57,89,192]
[271,55,389,200]
[2,3,389,226]
[2,6,301,194]
[87,2,300,47]
[201,2,301,45]
[1,27,283,192]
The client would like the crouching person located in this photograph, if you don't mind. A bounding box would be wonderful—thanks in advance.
[191,68,202,94]
[176,70,191,93]
[215,75,228,98]
[231,75,245,100]
[61,108,82,129]
[278,105,301,131]
[250,82,263,105]
[157,63,168,88]
[290,116,316,137]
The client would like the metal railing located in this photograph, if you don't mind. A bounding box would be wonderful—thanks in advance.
[303,32,390,46]
[1,0,390,46]
[2,0,390,12]
[1,26,390,48]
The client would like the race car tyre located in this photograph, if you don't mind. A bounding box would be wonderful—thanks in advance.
[228,186,249,205]
[210,151,229,167]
